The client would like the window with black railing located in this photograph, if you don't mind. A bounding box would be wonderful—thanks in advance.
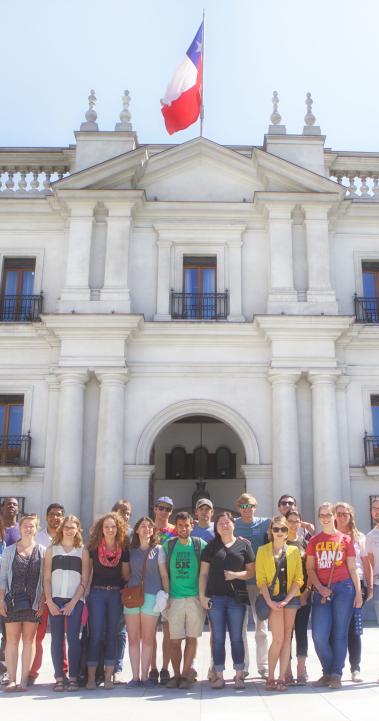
[355,262,379,323]
[0,396,31,466]
[365,396,379,465]
[171,255,228,320]
[0,257,42,322]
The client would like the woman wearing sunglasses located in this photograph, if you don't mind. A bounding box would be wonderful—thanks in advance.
[335,501,372,683]
[306,502,362,690]
[255,515,303,691]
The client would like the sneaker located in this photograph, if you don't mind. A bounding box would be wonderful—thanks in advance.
[159,668,170,685]
[141,678,156,688]
[351,670,363,683]
[112,672,124,685]
[166,676,180,688]
[127,679,141,688]
[179,677,193,689]
[328,674,342,689]
[312,675,331,687]
[258,669,268,679]
[148,668,159,685]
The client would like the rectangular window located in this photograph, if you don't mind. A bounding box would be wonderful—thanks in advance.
[0,395,24,465]
[371,396,379,436]
[0,258,37,321]
[183,256,217,319]
[362,262,379,298]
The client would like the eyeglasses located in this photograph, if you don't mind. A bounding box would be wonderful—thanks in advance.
[272,526,288,533]
[156,505,172,512]
[239,503,256,509]
[280,500,295,506]
[336,512,349,518]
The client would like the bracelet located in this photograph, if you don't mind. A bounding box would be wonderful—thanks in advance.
[305,586,312,591]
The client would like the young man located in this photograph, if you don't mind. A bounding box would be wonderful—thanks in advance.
[28,503,65,685]
[366,497,379,623]
[149,496,177,684]
[277,494,315,537]
[1,497,19,546]
[234,493,270,678]
[162,512,207,689]
[191,498,215,542]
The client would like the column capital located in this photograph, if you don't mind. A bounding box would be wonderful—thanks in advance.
[302,204,330,221]
[46,373,61,391]
[104,201,135,217]
[336,373,350,391]
[268,369,301,385]
[55,369,89,386]
[124,464,155,481]
[63,198,97,218]
[95,368,129,385]
[308,369,341,386]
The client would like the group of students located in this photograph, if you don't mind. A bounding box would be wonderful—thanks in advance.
[0,491,379,693]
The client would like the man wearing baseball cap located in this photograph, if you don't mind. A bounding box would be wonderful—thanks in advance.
[191,498,215,543]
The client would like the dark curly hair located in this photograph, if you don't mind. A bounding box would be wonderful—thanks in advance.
[88,512,128,551]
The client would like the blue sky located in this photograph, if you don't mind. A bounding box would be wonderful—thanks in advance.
[1,0,378,151]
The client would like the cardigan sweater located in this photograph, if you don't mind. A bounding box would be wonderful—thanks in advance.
[0,542,45,610]
[255,542,303,597]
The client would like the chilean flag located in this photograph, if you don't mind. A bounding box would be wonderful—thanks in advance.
[161,22,204,135]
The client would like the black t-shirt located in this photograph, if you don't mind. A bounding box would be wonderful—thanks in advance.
[201,537,255,597]
[90,547,129,588]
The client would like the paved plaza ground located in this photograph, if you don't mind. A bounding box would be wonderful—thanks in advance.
[2,623,379,721]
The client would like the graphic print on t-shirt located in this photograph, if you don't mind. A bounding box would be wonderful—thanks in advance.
[315,539,345,569]
[175,547,192,576]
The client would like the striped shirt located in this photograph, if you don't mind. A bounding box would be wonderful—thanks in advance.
[51,545,83,599]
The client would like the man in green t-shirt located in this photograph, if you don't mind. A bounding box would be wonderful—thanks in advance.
[162,512,207,689]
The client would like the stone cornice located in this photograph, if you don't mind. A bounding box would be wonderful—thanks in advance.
[41,313,144,339]
[255,315,354,340]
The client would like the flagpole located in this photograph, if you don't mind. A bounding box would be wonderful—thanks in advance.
[200,8,205,137]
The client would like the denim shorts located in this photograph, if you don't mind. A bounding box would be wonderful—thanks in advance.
[272,594,300,608]
[123,592,159,617]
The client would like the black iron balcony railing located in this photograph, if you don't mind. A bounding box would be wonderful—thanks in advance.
[0,433,31,466]
[0,294,43,322]
[364,433,379,466]
[170,290,229,320]
[354,294,379,323]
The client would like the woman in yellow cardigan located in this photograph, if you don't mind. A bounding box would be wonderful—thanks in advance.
[255,515,303,691]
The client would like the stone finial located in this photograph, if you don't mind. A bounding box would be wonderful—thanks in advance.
[303,92,321,135]
[80,89,99,131]
[115,89,132,131]
[268,90,286,135]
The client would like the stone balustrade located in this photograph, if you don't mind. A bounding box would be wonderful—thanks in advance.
[326,150,379,199]
[0,148,73,193]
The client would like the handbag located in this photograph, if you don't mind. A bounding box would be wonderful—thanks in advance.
[230,582,249,606]
[255,549,284,621]
[121,549,149,608]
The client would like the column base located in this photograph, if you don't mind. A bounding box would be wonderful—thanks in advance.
[99,288,131,312]
[227,314,245,322]
[267,288,299,314]
[154,313,172,321]
[58,288,91,312]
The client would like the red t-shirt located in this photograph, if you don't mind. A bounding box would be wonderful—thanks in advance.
[305,531,355,585]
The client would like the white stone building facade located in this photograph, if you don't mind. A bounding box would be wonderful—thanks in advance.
[1,93,379,531]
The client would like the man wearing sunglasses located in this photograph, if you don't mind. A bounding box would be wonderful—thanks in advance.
[149,496,177,685]
[277,495,315,538]
[234,493,270,679]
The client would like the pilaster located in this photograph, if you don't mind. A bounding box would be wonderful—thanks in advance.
[124,465,155,519]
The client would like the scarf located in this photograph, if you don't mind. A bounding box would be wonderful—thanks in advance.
[98,537,122,567]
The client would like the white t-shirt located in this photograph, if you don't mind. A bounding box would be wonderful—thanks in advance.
[354,532,367,581]
[35,528,52,549]
[366,526,379,585]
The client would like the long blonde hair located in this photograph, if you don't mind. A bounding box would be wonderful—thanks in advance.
[53,515,83,548]
[335,501,360,541]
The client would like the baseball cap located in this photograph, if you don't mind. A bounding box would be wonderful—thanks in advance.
[155,496,174,507]
[195,498,213,510]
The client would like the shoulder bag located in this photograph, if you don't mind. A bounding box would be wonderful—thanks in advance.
[255,548,285,621]
[122,549,149,608]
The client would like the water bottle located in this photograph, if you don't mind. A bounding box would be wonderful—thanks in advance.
[353,607,363,635]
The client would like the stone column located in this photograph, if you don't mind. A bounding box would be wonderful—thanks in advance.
[53,370,88,516]
[124,465,155,519]
[41,374,60,511]
[154,240,172,320]
[309,371,342,514]
[269,370,301,506]
[60,200,95,308]
[336,374,351,502]
[100,203,131,311]
[303,205,337,309]
[227,240,245,322]
[267,205,297,312]
[93,370,128,516]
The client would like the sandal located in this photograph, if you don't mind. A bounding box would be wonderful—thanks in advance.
[234,677,246,690]
[4,681,18,693]
[67,680,79,692]
[296,674,307,686]
[276,680,288,692]
[265,679,276,690]
[53,680,65,692]
[211,677,225,689]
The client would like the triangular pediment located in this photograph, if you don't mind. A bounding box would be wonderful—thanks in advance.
[54,136,342,201]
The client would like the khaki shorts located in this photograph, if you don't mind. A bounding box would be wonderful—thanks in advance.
[166,597,206,640]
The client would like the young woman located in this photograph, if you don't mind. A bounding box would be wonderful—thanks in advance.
[285,509,311,685]
[255,515,303,692]
[0,514,45,692]
[123,517,169,687]
[44,515,90,691]
[335,501,372,683]
[86,512,129,690]
[111,500,132,684]
[199,511,255,690]
[306,502,362,689]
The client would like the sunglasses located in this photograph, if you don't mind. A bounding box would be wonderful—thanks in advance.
[156,505,172,512]
[280,500,295,506]
[336,512,349,518]
[272,526,288,533]
[239,503,256,509]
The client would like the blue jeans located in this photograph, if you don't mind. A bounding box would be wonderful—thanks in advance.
[311,578,355,677]
[208,595,245,672]
[87,588,122,667]
[114,614,127,673]
[49,597,83,679]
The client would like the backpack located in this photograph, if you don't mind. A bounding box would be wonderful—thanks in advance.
[165,536,202,577]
